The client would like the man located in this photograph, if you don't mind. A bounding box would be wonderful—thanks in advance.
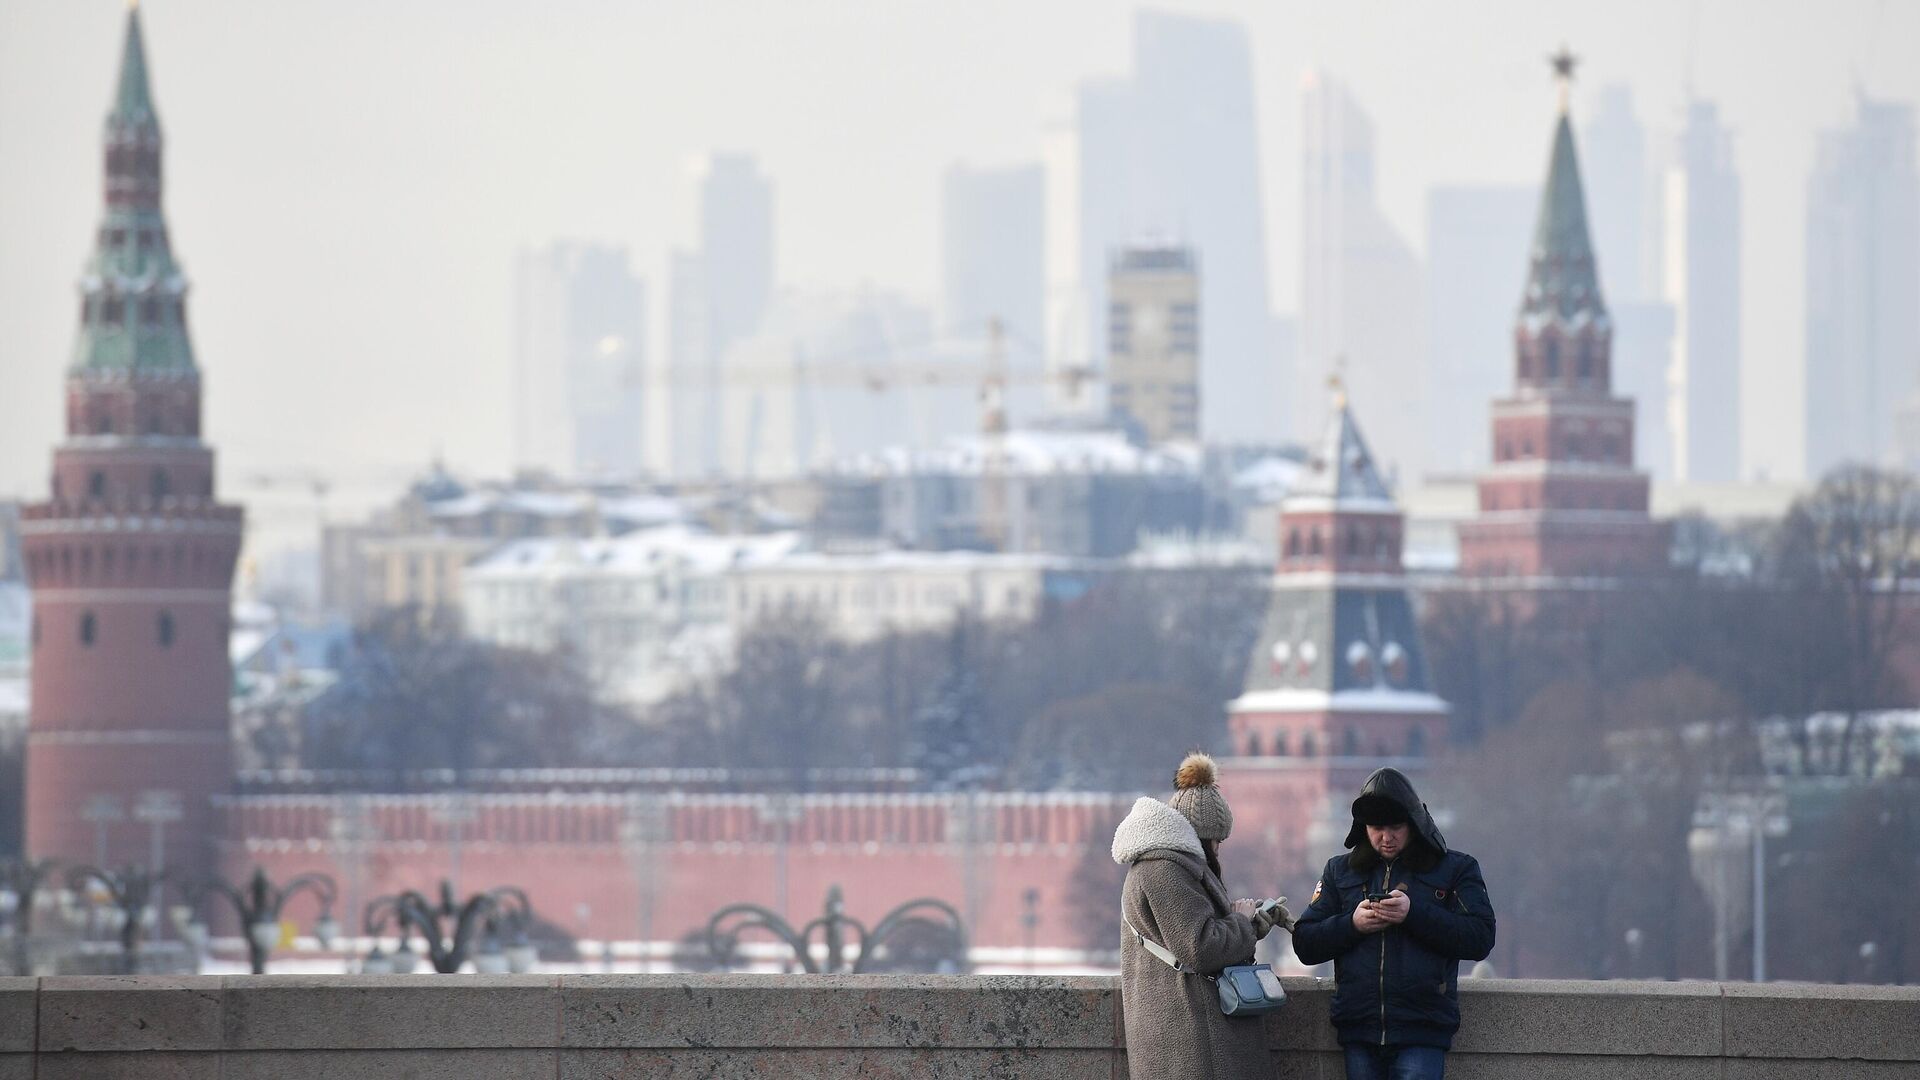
[1292,767,1495,1080]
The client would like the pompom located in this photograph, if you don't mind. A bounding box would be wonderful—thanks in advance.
[1174,752,1218,791]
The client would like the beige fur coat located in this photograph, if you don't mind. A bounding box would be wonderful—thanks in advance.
[1112,796,1270,1079]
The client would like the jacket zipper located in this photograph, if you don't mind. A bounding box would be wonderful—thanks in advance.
[1379,859,1394,1046]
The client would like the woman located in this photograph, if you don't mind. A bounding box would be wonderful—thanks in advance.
[1112,752,1291,1079]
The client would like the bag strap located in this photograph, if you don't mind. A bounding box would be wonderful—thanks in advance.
[1125,916,1208,978]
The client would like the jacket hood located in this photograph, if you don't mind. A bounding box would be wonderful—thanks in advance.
[1111,795,1204,865]
[1342,767,1448,853]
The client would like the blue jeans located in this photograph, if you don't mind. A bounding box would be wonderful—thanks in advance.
[1344,1044,1446,1080]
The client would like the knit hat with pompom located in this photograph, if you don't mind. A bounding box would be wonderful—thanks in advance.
[1167,752,1233,841]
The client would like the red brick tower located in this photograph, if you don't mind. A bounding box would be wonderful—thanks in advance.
[21,7,243,883]
[1456,51,1669,580]
[1220,389,1448,870]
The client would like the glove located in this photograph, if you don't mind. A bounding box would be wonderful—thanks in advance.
[1252,896,1294,938]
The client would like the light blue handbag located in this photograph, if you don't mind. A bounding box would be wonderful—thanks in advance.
[1126,917,1289,1016]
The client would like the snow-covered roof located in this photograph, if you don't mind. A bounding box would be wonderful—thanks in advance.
[467,525,806,580]
[831,429,1198,478]
[1283,401,1397,513]
[1232,456,1305,502]
[600,494,689,527]
[424,489,597,520]
[1227,687,1450,716]
[739,549,1070,574]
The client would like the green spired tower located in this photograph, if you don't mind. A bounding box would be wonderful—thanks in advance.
[21,4,244,887]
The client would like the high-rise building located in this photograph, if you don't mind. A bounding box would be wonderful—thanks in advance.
[1300,72,1426,482]
[1426,185,1536,473]
[1806,97,1920,478]
[1663,101,1743,483]
[670,155,775,479]
[22,8,243,883]
[1456,55,1669,580]
[1068,12,1275,443]
[1107,246,1201,444]
[1584,85,1652,305]
[1581,85,1678,482]
[941,163,1044,349]
[698,154,774,354]
[512,244,647,479]
[666,249,716,478]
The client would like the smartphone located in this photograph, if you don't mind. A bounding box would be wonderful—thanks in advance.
[1362,891,1394,903]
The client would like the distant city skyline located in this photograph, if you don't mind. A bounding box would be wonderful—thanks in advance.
[1805,96,1920,478]
[2,0,1917,503]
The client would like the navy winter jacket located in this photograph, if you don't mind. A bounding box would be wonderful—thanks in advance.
[1291,768,1496,1050]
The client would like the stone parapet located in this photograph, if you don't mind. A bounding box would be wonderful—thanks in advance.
[2,974,1915,1078]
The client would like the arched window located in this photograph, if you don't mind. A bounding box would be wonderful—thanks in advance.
[88,471,105,499]
[1300,733,1317,758]
[151,469,170,501]
[157,611,174,648]
[80,611,97,647]
[1272,731,1288,757]
[1543,338,1561,378]
[1408,728,1428,758]
[1308,530,1323,556]
[1576,341,1594,378]
[1343,728,1361,756]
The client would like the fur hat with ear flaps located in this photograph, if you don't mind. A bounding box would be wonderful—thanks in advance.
[1167,752,1233,841]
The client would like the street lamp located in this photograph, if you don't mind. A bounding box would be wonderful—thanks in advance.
[132,790,183,875]
[706,885,968,974]
[360,881,537,974]
[1689,790,1789,981]
[1021,887,1041,972]
[79,795,124,868]
[620,804,669,974]
[191,867,340,974]
[65,864,172,974]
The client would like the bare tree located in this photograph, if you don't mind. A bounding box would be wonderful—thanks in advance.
[300,605,621,777]
[1770,466,1920,769]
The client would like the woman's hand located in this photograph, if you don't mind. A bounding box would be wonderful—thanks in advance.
[1252,897,1294,937]
[1231,898,1263,918]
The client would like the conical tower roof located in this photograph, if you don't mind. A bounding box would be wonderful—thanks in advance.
[1519,113,1607,324]
[111,6,158,131]
[1285,387,1394,510]
[73,4,195,375]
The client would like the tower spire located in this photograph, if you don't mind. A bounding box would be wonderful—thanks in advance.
[77,1,194,374]
[112,4,157,130]
[1520,50,1606,332]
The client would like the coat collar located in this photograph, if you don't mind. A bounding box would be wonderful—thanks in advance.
[1111,796,1203,864]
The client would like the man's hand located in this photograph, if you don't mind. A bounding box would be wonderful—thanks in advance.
[1352,902,1390,934]
[1373,890,1410,925]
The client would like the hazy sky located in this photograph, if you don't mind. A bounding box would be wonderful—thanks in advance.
[3,0,1917,525]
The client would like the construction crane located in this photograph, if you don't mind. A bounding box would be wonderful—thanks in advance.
[670,317,1103,550]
